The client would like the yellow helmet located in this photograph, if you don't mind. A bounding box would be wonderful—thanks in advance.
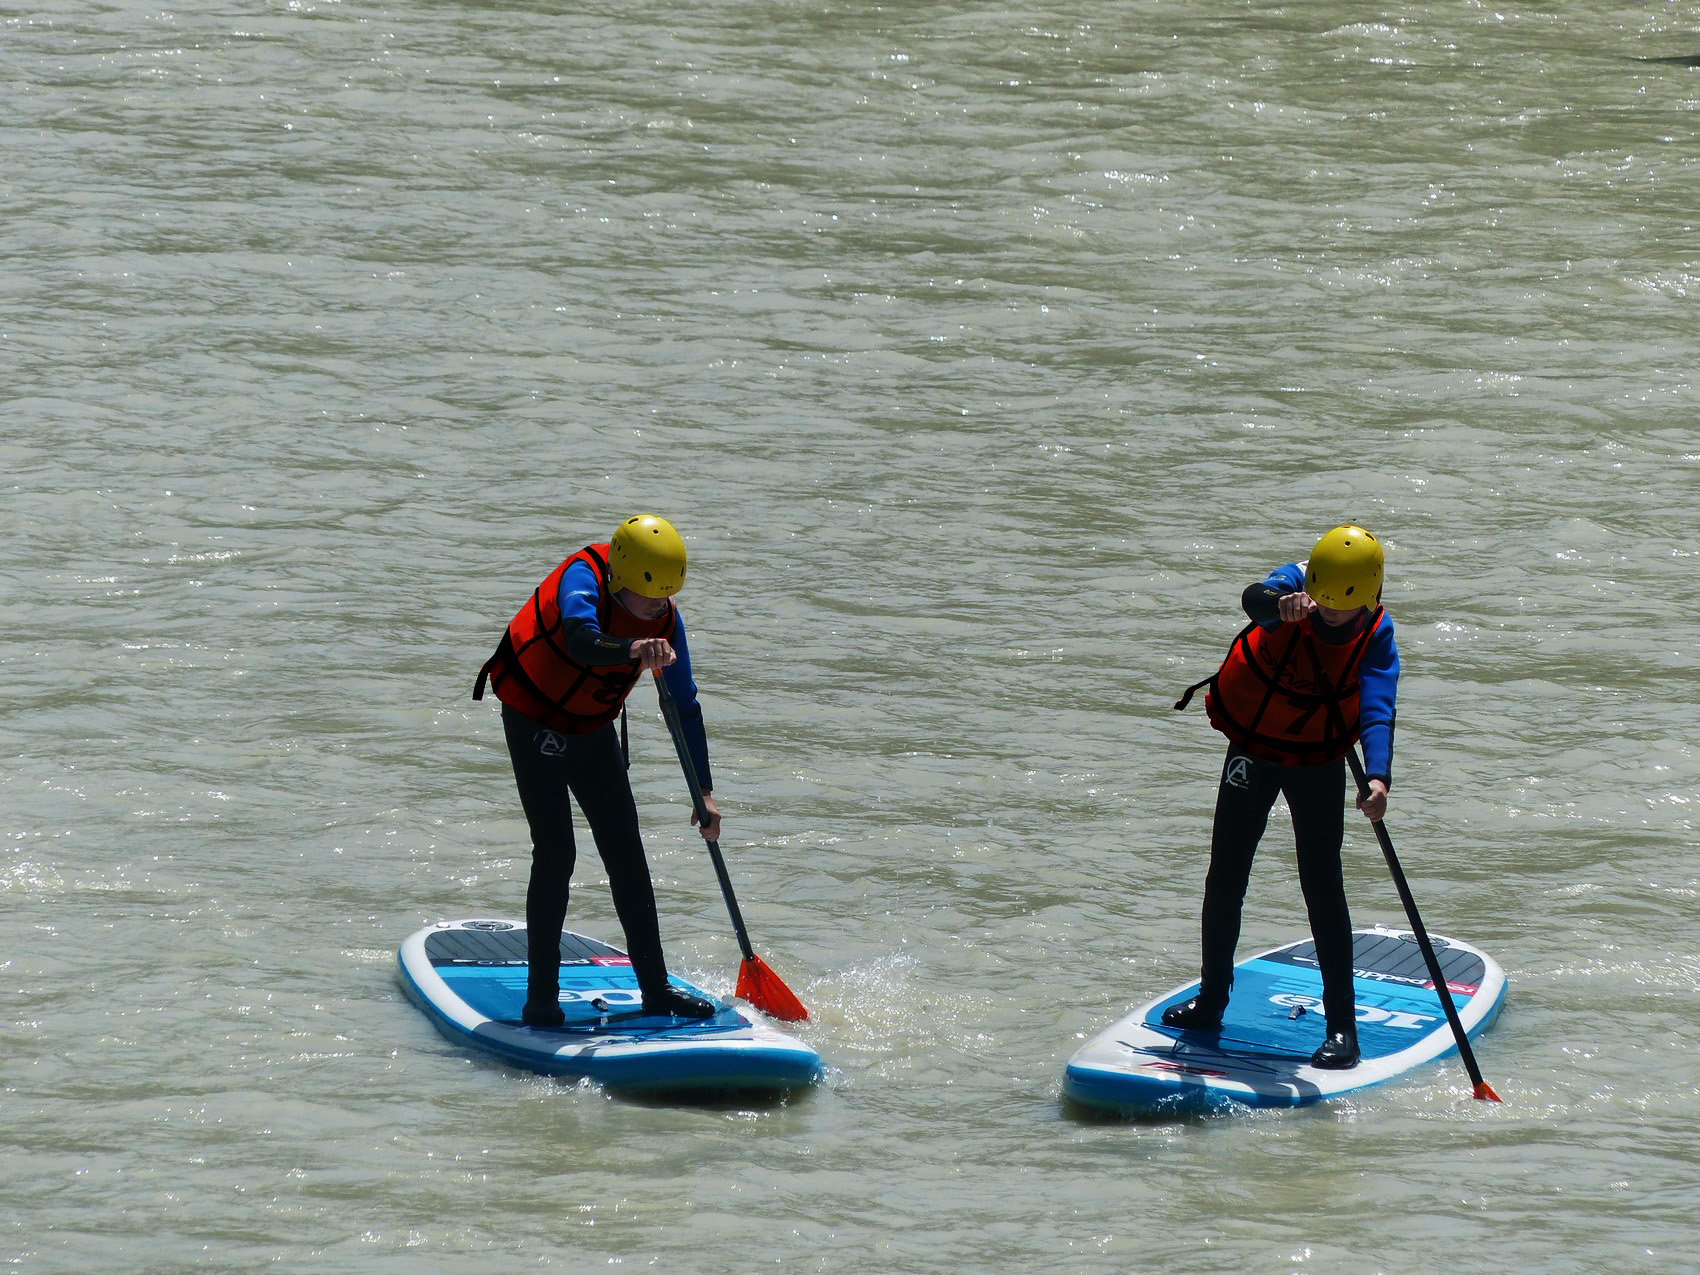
[608,514,687,598]
[1305,525,1383,610]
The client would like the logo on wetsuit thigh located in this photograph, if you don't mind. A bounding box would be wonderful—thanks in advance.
[1223,755,1253,789]
[535,729,569,756]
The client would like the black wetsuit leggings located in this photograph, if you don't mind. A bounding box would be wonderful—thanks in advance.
[1197,745,1357,1032]
[502,705,669,1003]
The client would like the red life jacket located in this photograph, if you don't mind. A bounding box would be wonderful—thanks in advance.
[1176,609,1384,764]
[473,544,676,734]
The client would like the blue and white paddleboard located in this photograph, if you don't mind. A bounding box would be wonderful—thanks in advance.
[1063,925,1506,1115]
[398,919,822,1093]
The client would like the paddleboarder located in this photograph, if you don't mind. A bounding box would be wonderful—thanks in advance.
[474,514,720,1025]
[1168,525,1402,1068]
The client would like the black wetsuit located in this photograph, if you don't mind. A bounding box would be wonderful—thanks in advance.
[502,703,673,1007]
[1190,576,1395,1035]
[486,557,713,1016]
[1200,745,1356,1033]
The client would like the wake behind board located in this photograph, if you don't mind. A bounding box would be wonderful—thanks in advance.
[398,919,822,1093]
[1064,925,1505,1115]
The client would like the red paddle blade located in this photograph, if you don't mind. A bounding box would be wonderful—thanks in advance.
[1474,1082,1503,1103]
[735,956,809,1022]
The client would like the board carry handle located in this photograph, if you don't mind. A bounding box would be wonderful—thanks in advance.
[1347,747,1502,1104]
[652,671,809,1022]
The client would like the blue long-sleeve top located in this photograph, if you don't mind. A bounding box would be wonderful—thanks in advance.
[555,557,712,790]
[1244,563,1400,786]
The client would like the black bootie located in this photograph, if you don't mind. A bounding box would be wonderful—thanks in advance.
[642,985,717,1020]
[521,996,565,1027]
[1311,1027,1360,1069]
[522,958,564,1027]
[1161,990,1228,1031]
[524,928,564,1026]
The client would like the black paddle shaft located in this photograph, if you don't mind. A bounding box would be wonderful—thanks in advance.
[1347,748,1493,1092]
[652,674,758,963]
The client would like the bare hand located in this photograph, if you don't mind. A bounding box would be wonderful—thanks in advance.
[629,638,676,672]
[1356,778,1389,823]
[693,792,722,842]
[1278,591,1318,623]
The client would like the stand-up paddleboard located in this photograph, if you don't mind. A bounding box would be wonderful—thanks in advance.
[398,919,822,1093]
[1064,926,1505,1115]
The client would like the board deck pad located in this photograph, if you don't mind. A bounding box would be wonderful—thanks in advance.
[398,919,822,1093]
[1063,926,1505,1114]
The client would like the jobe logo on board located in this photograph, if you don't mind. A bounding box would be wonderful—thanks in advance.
[558,988,642,1006]
[1269,992,1437,1031]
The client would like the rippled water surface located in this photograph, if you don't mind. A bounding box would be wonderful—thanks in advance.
[5,3,1699,1272]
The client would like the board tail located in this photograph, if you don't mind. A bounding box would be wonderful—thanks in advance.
[737,956,809,1022]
